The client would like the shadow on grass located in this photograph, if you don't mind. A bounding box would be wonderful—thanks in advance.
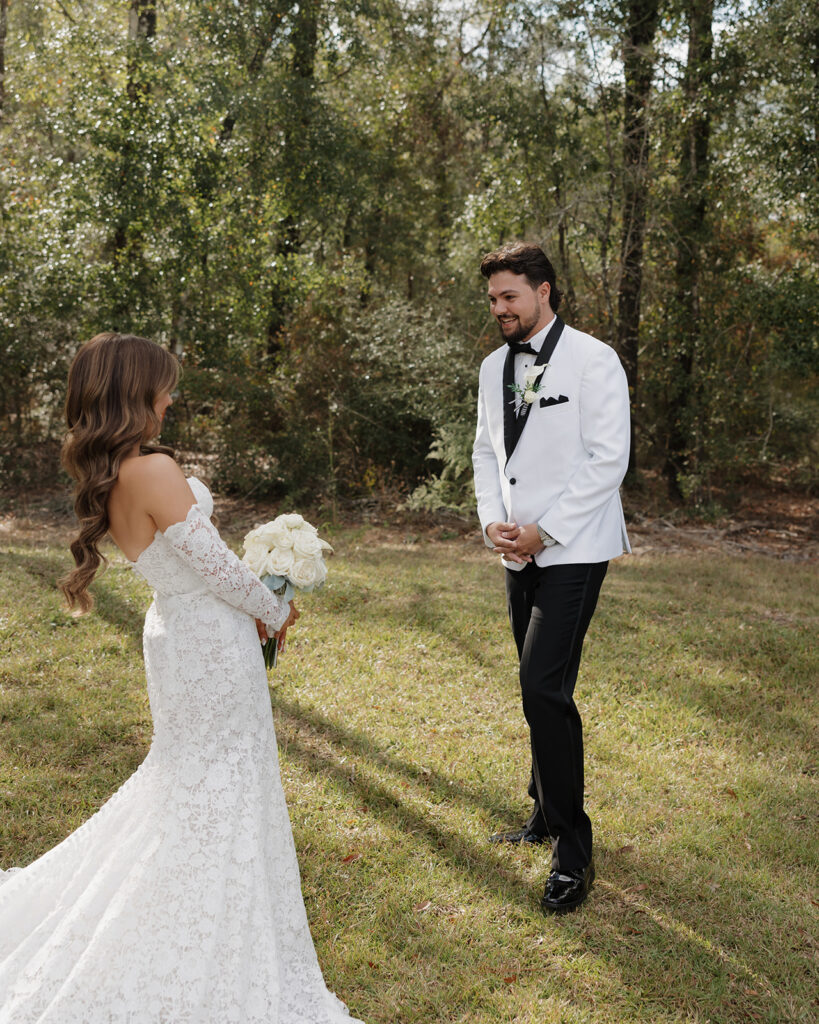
[599,560,817,761]
[0,548,68,593]
[275,695,810,1024]
[91,579,145,647]
[0,549,144,649]
[274,694,520,825]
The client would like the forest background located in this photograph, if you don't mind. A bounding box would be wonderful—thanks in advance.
[1,0,817,516]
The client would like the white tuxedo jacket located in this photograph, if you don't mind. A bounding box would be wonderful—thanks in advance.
[472,322,631,570]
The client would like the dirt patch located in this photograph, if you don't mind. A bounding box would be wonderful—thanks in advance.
[626,493,819,561]
[2,484,817,562]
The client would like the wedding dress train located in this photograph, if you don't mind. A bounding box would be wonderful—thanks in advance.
[0,478,363,1024]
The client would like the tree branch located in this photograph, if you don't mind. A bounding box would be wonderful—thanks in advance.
[52,1,78,25]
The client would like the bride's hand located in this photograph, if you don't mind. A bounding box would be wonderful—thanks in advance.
[284,601,299,630]
[273,601,299,652]
[256,602,298,649]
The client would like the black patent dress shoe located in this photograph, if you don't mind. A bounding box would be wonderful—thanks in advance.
[540,861,595,914]
[488,827,549,846]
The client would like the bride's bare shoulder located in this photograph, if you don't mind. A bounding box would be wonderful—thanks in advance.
[116,455,195,530]
[119,453,183,487]
[115,454,191,508]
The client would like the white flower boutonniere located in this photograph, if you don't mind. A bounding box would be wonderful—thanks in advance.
[508,363,549,405]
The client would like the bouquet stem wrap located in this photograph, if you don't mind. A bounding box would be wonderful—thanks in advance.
[260,576,295,668]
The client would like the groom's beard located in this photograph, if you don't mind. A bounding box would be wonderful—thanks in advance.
[496,302,542,345]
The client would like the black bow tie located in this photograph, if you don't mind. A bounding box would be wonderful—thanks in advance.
[508,342,538,355]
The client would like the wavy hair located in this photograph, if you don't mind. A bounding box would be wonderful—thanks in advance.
[60,333,180,612]
[480,241,563,312]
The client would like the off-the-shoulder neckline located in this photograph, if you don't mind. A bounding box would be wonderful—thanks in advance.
[129,476,209,567]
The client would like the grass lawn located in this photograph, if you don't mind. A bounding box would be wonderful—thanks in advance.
[1,524,817,1023]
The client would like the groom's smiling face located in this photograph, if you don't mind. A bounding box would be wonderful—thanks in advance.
[487,270,553,344]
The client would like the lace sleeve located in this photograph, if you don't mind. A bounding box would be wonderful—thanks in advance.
[163,506,290,633]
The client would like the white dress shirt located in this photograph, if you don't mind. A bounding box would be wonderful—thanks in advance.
[512,315,556,414]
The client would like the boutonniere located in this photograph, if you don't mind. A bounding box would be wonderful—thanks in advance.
[507,363,549,405]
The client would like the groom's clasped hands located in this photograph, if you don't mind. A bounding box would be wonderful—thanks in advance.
[486,521,543,563]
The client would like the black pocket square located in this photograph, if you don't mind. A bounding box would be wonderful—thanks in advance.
[540,394,569,408]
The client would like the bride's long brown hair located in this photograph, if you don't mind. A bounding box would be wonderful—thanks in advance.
[60,333,180,612]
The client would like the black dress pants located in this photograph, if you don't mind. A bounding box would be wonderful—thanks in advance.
[505,559,608,872]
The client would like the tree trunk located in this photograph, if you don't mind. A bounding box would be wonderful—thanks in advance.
[266,0,321,356]
[115,1,157,249]
[665,0,714,500]
[811,18,819,261]
[0,0,8,124]
[127,1,157,102]
[107,2,157,324]
[536,75,577,324]
[616,0,659,480]
[219,3,296,143]
[554,177,578,323]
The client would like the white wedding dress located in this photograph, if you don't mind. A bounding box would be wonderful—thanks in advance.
[0,477,363,1024]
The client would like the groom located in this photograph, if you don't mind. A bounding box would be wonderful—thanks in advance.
[472,242,630,913]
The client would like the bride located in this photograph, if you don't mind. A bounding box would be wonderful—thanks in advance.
[0,333,363,1024]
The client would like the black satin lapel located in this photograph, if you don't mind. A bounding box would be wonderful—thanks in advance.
[502,345,516,461]
[504,315,566,461]
[537,314,565,367]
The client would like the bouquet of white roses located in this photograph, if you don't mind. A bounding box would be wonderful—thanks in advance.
[242,513,333,668]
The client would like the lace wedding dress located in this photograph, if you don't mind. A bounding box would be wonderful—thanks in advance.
[0,477,363,1024]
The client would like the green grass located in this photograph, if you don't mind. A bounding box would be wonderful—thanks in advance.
[1,527,817,1024]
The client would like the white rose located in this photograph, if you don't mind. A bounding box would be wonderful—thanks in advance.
[289,557,318,588]
[246,519,280,545]
[293,530,321,558]
[265,546,295,578]
[312,557,328,587]
[523,389,538,404]
[242,539,269,576]
[279,513,304,530]
[268,518,294,549]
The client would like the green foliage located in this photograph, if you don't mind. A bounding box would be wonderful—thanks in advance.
[189,291,480,500]
[405,418,477,515]
[0,0,816,503]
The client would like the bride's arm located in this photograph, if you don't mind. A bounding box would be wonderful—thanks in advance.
[136,454,290,633]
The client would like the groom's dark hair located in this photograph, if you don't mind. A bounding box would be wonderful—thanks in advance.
[480,242,563,312]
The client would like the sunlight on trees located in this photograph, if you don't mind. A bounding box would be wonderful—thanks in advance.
[0,0,816,505]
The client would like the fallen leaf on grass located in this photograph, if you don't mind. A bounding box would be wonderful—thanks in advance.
[413,900,432,913]
[503,975,517,985]
[341,853,361,864]
[617,844,635,854]
[630,883,649,892]
[723,787,738,799]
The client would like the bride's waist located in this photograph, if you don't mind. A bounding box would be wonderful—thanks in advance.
[148,591,250,619]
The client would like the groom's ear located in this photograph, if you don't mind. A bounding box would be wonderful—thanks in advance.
[538,279,552,309]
